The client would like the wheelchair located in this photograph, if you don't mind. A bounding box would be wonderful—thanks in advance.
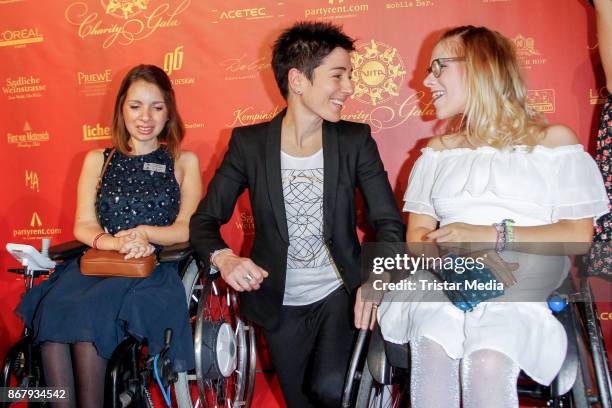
[342,253,612,408]
[1,239,257,408]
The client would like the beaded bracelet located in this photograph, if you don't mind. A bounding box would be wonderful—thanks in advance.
[503,219,515,246]
[92,232,109,249]
[494,222,506,253]
[493,219,515,253]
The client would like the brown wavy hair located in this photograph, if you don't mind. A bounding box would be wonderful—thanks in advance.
[111,64,184,158]
[439,26,546,148]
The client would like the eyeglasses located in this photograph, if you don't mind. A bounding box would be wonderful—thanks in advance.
[426,57,466,78]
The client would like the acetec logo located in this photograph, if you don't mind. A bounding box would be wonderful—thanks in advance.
[163,46,183,75]
[351,39,406,106]
[0,27,44,47]
[221,7,266,19]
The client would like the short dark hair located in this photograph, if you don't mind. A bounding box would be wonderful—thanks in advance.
[112,64,184,158]
[272,21,355,99]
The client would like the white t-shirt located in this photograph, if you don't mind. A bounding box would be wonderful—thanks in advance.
[280,149,342,305]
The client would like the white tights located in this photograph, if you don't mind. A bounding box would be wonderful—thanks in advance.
[410,337,520,408]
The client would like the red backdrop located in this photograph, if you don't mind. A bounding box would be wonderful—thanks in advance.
[1,1,610,406]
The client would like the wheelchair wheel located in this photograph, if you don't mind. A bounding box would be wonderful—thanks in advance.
[342,329,409,408]
[174,262,256,408]
[354,360,409,408]
[1,338,48,408]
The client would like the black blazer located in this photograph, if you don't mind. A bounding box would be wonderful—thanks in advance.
[190,111,404,330]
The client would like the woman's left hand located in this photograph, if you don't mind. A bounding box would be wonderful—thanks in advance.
[426,223,496,245]
[115,227,154,259]
[115,226,149,242]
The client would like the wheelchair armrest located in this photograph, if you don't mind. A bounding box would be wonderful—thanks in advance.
[49,240,89,261]
[158,242,193,263]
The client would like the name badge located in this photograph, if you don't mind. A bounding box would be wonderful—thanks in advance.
[143,162,166,173]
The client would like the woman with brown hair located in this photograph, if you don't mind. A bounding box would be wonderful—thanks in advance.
[16,64,202,408]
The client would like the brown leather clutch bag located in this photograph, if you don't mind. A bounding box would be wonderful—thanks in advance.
[80,248,157,278]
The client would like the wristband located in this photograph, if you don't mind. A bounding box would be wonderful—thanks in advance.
[92,232,109,249]
[209,248,234,268]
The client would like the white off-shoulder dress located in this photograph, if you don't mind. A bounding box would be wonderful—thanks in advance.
[377,144,609,385]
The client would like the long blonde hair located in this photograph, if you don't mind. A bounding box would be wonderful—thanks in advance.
[440,26,546,148]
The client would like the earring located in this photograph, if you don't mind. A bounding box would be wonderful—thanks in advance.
[295,89,302,95]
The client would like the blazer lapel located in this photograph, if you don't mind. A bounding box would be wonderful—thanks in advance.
[265,110,289,243]
[322,120,339,240]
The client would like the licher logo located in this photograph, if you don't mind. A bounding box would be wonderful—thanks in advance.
[0,27,44,48]
[65,0,190,48]
[30,212,42,227]
[7,121,50,148]
[512,34,546,68]
[163,46,183,75]
[351,40,406,106]
[101,0,149,19]
[527,89,555,114]
[25,170,39,192]
[83,123,111,141]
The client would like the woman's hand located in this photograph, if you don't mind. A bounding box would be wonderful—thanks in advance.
[214,251,269,292]
[470,250,518,288]
[427,223,496,251]
[114,228,155,259]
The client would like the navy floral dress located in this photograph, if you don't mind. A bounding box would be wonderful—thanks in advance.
[591,95,612,276]
[16,146,195,372]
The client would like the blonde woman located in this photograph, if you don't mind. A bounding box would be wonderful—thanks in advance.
[377,26,609,408]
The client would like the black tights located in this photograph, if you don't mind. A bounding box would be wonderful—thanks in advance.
[41,342,107,408]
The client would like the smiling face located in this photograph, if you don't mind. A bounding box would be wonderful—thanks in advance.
[121,79,168,144]
[423,39,468,120]
[297,47,354,122]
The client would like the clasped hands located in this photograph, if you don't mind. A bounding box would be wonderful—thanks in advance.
[426,222,518,288]
[113,226,155,260]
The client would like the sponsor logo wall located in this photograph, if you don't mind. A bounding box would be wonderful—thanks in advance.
[0,1,608,406]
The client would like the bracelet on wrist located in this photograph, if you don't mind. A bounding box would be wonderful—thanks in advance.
[209,248,234,268]
[92,232,109,249]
